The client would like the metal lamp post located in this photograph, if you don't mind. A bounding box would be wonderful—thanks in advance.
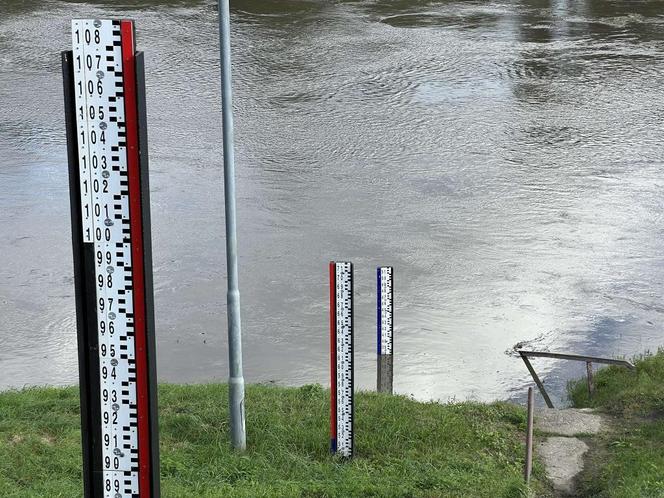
[217,0,246,451]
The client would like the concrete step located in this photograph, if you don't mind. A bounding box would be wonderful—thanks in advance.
[536,408,605,436]
[537,436,589,495]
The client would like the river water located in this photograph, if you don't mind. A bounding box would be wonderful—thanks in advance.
[1,0,663,404]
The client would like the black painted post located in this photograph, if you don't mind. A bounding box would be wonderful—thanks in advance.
[62,49,103,497]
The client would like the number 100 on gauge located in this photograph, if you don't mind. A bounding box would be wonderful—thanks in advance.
[62,19,159,497]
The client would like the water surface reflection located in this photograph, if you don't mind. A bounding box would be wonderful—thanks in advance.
[1,0,663,403]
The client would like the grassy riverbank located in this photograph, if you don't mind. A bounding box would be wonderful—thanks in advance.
[0,383,548,497]
[569,350,664,497]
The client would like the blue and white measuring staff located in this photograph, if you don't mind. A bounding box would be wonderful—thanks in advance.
[377,266,393,394]
[377,266,393,356]
[329,261,354,457]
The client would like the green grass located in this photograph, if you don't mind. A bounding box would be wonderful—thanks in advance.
[0,383,548,497]
[568,350,664,497]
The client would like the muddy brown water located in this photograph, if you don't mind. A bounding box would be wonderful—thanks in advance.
[1,0,663,403]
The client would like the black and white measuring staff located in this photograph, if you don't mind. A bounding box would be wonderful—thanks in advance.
[329,261,354,457]
[62,19,159,497]
[377,266,394,394]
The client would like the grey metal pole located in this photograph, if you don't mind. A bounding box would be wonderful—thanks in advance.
[217,0,246,450]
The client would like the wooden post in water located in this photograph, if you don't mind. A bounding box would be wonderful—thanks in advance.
[524,387,534,485]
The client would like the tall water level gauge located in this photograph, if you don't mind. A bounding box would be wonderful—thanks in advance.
[62,19,160,497]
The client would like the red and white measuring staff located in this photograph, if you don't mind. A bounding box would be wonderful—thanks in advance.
[329,261,354,457]
[67,19,158,497]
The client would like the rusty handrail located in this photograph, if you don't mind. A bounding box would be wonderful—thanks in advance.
[517,350,635,408]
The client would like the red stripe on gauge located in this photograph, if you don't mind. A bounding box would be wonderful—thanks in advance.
[329,262,337,449]
[121,19,151,497]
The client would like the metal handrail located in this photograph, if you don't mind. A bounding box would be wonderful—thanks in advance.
[517,350,635,408]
